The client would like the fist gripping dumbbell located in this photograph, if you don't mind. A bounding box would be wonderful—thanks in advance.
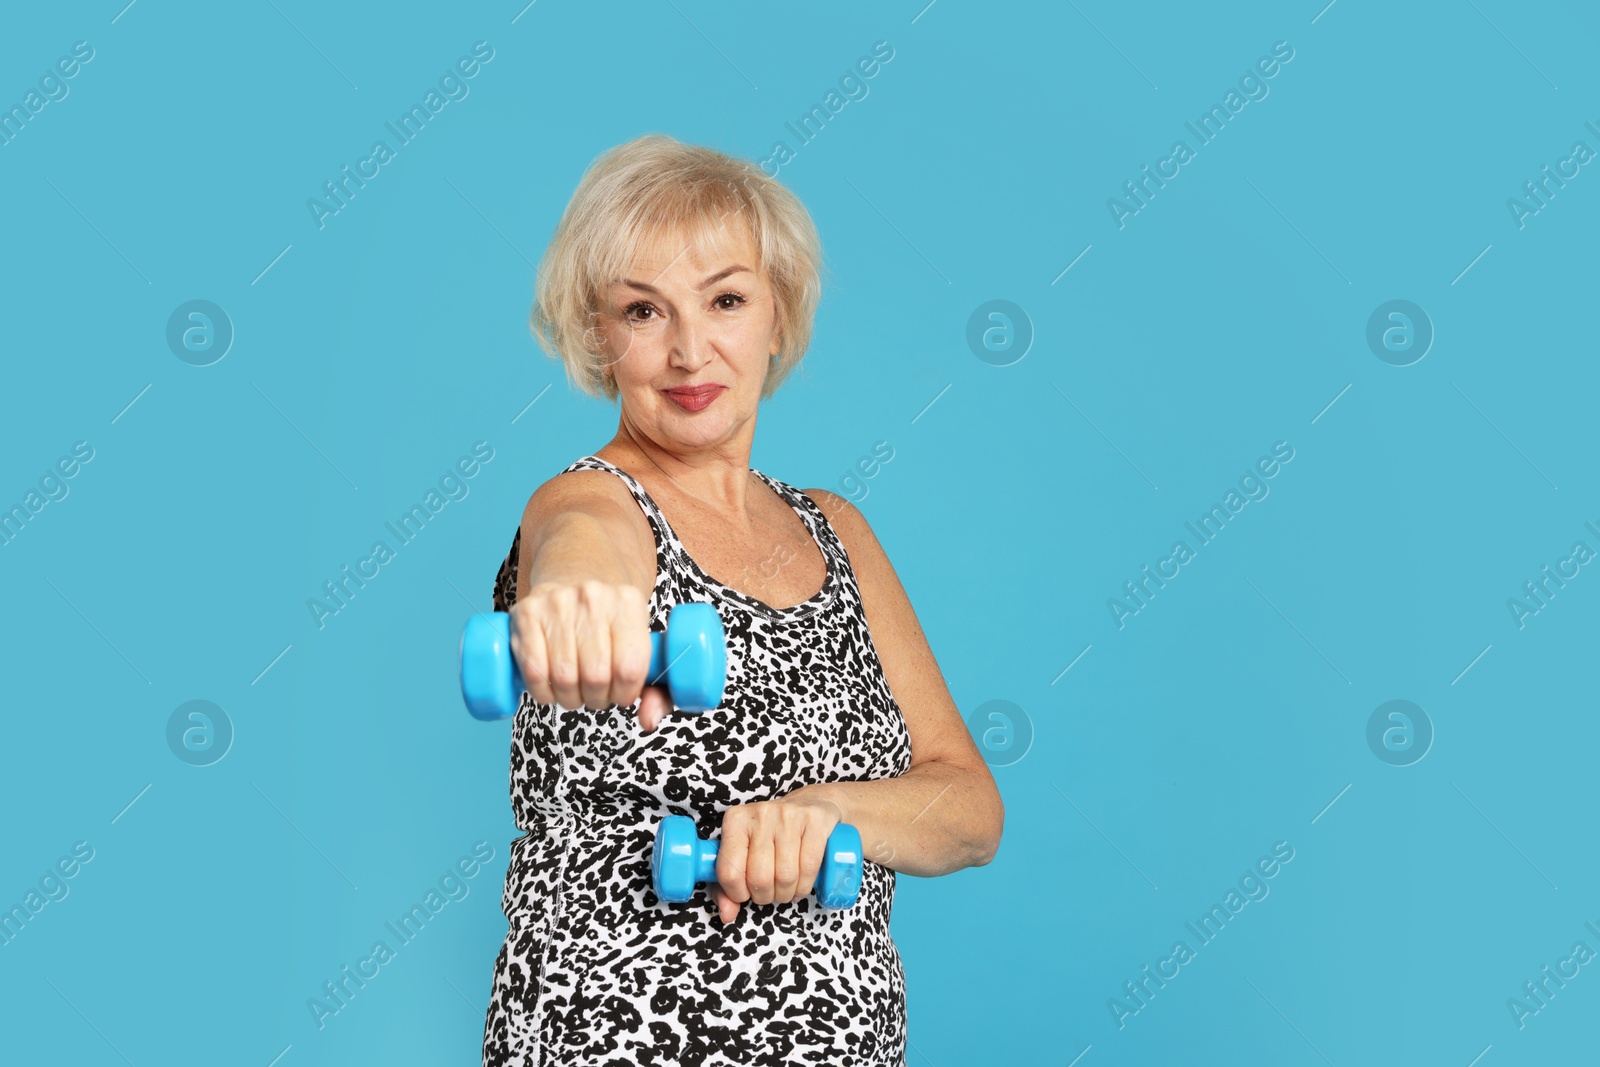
[459,601,727,721]
[651,813,864,910]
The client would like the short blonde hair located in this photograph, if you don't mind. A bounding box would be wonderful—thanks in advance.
[530,134,825,402]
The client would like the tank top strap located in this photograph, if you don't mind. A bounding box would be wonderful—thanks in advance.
[749,468,850,571]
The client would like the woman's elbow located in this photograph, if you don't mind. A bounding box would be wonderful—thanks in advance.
[968,790,1005,867]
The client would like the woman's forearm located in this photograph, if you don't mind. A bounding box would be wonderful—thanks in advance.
[515,478,657,602]
[523,513,647,595]
[795,760,1003,878]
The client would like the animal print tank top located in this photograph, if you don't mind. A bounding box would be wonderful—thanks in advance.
[480,454,914,1066]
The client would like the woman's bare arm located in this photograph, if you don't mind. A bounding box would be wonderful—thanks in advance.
[794,489,1005,877]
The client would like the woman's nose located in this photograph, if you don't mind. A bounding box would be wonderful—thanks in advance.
[668,317,714,372]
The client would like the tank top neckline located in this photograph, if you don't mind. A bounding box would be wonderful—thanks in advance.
[571,454,841,623]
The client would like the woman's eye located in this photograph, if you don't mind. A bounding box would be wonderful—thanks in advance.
[715,292,747,310]
[624,303,656,322]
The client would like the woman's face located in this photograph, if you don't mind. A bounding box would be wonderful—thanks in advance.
[598,224,782,452]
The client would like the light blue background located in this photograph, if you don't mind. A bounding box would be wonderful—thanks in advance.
[2,1,1596,1064]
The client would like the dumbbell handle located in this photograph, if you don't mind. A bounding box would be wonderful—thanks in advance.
[459,602,726,721]
[676,833,720,889]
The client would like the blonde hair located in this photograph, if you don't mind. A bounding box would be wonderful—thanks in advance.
[530,134,825,402]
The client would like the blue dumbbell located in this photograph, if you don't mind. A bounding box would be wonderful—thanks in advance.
[651,813,864,910]
[459,601,727,721]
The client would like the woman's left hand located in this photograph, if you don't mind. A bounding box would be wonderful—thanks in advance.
[710,786,845,924]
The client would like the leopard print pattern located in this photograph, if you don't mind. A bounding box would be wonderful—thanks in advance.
[480,455,914,1066]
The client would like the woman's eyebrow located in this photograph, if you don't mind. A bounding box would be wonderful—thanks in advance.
[619,265,753,294]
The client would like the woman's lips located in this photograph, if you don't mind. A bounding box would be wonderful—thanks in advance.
[663,386,725,412]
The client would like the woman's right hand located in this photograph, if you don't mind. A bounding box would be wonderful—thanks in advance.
[508,579,672,731]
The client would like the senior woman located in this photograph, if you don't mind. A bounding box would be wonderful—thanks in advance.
[480,133,1003,1067]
